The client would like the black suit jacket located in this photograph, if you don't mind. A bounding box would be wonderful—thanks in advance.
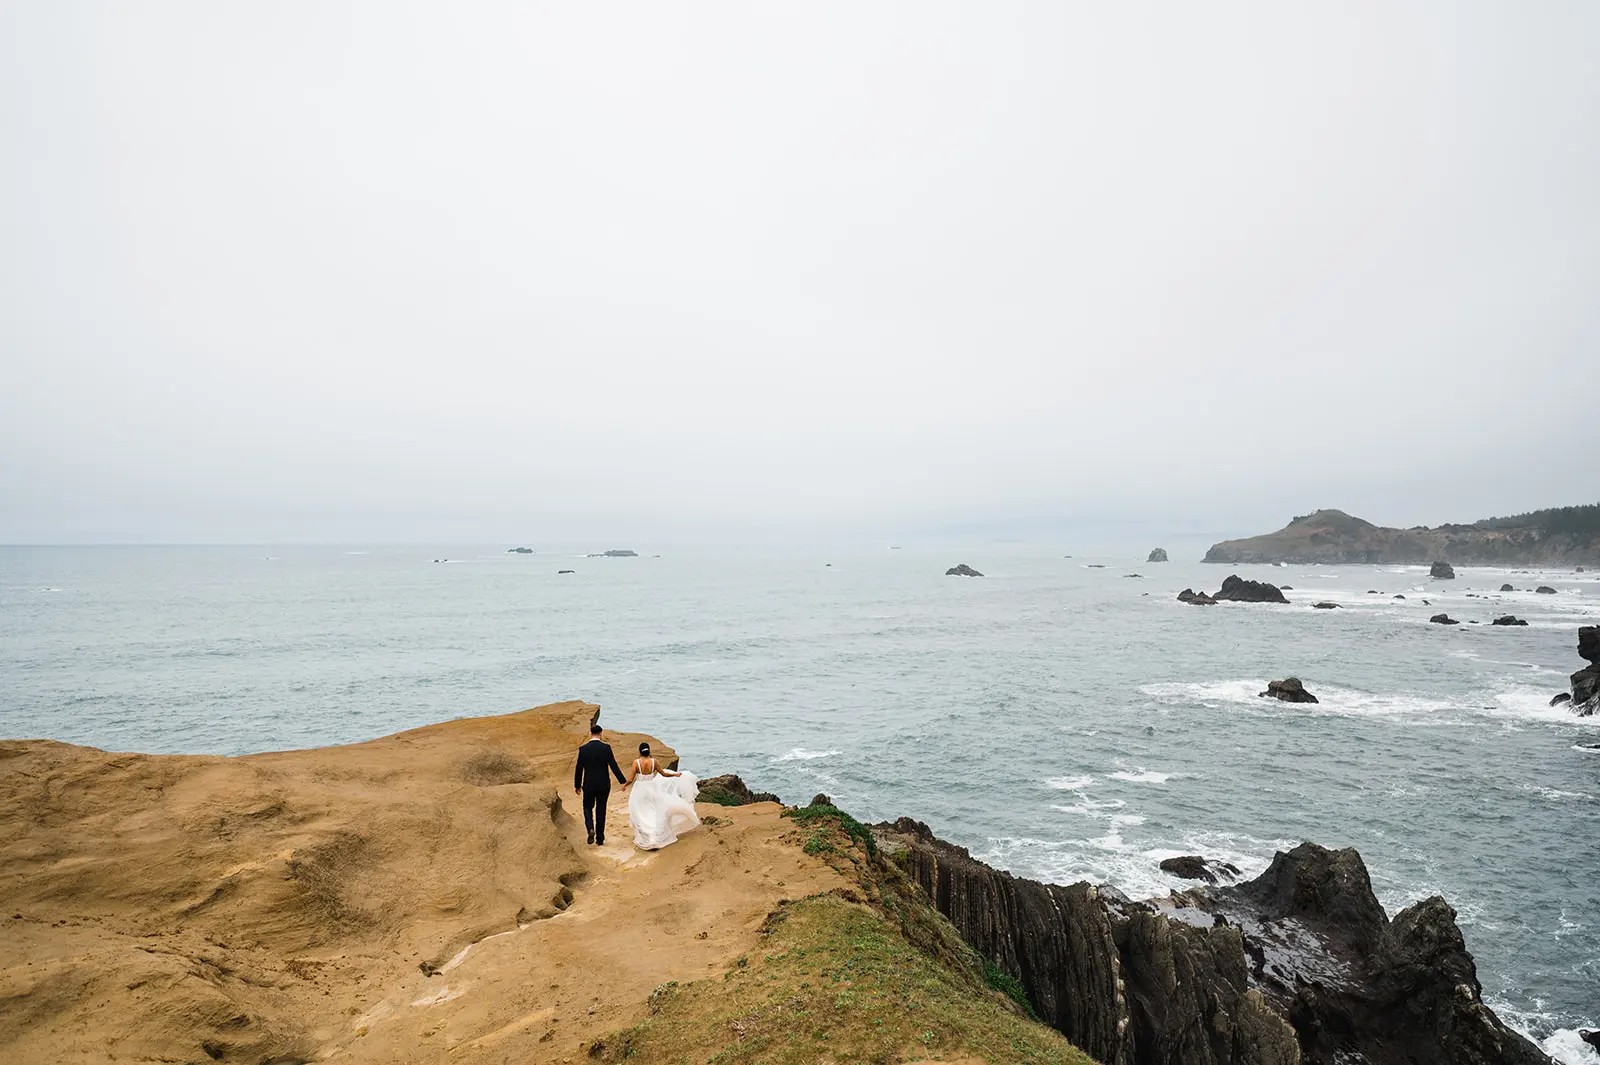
[574,739,626,793]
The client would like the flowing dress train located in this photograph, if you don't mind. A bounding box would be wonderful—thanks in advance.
[628,767,700,850]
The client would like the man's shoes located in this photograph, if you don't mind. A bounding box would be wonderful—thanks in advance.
[586,831,594,845]
[595,837,605,846]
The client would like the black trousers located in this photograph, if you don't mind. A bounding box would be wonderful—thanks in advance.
[582,786,611,841]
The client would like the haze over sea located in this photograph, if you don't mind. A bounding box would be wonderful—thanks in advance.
[5,543,1597,1061]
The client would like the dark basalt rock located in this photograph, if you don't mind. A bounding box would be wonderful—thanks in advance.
[1550,692,1572,707]
[1500,583,1515,592]
[1160,855,1242,884]
[1280,585,1294,590]
[695,774,779,806]
[1394,594,1406,599]
[1214,575,1290,604]
[1430,561,1456,579]
[880,827,1547,1065]
[1148,548,1169,563]
[1261,678,1319,703]
[809,792,832,807]
[588,549,638,557]
[506,547,534,554]
[945,563,983,577]
[1313,602,1340,609]
[1581,1029,1600,1049]
[1178,588,1219,606]
[1430,614,1460,625]
[1491,616,1528,626]
[557,569,575,574]
[1535,586,1557,594]
[1579,626,1598,663]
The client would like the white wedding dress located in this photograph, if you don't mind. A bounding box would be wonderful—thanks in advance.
[628,763,700,850]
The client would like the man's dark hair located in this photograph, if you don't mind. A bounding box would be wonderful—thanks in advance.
[589,724,603,735]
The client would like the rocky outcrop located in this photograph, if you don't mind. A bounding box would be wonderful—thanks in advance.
[1535,585,1557,594]
[945,563,983,577]
[1312,602,1340,609]
[1178,588,1219,606]
[588,549,639,557]
[1214,575,1289,604]
[1566,626,1599,715]
[1430,614,1460,625]
[507,547,534,554]
[1160,855,1241,884]
[1202,506,1600,566]
[1261,678,1318,703]
[1491,616,1528,626]
[1430,561,1456,579]
[696,774,780,806]
[1500,583,1515,592]
[1148,548,1169,563]
[879,825,1549,1065]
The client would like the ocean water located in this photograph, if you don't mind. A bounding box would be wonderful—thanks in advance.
[3,544,1597,1060]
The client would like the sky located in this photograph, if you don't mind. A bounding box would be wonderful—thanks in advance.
[2,2,1597,546]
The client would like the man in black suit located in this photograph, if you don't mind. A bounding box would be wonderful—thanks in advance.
[573,723,627,845]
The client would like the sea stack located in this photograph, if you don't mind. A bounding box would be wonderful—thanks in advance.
[1147,548,1168,563]
[1430,561,1455,579]
[945,563,983,577]
[1568,626,1599,715]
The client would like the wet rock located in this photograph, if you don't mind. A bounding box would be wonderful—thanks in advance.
[1490,616,1528,626]
[809,793,832,807]
[1147,548,1169,563]
[1159,855,1242,883]
[1535,586,1557,594]
[1550,692,1571,707]
[1178,588,1218,606]
[1214,575,1290,604]
[1581,1029,1600,1049]
[945,563,983,577]
[1313,602,1340,609]
[1430,561,1456,579]
[1500,584,1515,592]
[506,547,534,554]
[1429,614,1460,625]
[1393,594,1406,599]
[1261,678,1319,703]
[557,569,576,574]
[1280,585,1294,591]
[1580,626,1599,663]
[881,827,1547,1065]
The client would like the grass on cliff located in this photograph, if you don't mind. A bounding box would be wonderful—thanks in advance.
[595,894,1093,1065]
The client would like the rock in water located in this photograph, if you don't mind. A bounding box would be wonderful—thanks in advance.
[1430,561,1456,579]
[1430,613,1460,625]
[1214,574,1289,603]
[1570,625,1600,714]
[1581,626,1599,663]
[1581,1029,1600,1049]
[696,774,780,806]
[1491,616,1528,626]
[1261,677,1319,703]
[1500,583,1515,592]
[506,547,534,554]
[1550,692,1572,707]
[1158,855,1241,883]
[945,563,983,577]
[1177,588,1217,605]
[880,826,1548,1065]
[1147,547,1168,562]
[1536,585,1557,594]
[1313,601,1340,609]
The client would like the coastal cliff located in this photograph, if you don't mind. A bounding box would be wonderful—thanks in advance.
[879,818,1549,1065]
[1204,506,1600,565]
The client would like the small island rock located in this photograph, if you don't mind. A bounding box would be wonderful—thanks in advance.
[1491,616,1528,626]
[1158,855,1241,883]
[1147,548,1168,563]
[946,563,983,577]
[1313,602,1340,610]
[1500,583,1515,592]
[1535,585,1557,594]
[1430,561,1455,579]
[1261,677,1319,703]
[1429,613,1460,625]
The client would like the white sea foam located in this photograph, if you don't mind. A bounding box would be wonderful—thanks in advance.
[1541,1030,1600,1065]
[1108,769,1171,784]
[1045,775,1096,790]
[773,747,840,762]
[1051,798,1127,815]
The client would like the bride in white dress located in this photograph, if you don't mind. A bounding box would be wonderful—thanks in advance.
[624,743,700,850]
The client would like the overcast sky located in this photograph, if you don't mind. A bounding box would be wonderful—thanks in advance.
[2,2,1596,545]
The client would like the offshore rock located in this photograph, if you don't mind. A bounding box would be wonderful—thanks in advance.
[1491,616,1528,626]
[1214,575,1290,604]
[1178,588,1218,606]
[1430,561,1456,579]
[1160,855,1241,884]
[1551,692,1572,707]
[1430,614,1460,625]
[1536,585,1557,594]
[883,826,1549,1065]
[1500,583,1516,592]
[1312,602,1340,609]
[1148,548,1169,562]
[1261,678,1319,704]
[695,774,780,806]
[945,563,983,577]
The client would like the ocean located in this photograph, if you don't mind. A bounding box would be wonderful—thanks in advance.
[3,544,1596,1061]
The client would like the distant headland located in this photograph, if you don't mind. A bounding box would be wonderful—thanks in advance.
[1204,504,1600,565]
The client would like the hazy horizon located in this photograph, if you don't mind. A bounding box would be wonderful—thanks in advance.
[4,2,1597,546]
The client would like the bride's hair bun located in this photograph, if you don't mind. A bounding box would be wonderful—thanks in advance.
[638,743,650,756]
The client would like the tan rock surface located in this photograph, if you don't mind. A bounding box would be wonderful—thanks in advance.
[0,701,843,1064]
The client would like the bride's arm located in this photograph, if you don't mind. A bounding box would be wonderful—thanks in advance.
[623,759,639,788]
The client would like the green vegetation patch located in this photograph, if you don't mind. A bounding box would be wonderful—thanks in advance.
[781,803,877,856]
[594,895,1093,1065]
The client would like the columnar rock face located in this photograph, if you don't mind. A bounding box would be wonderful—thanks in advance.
[1148,548,1169,563]
[880,824,1549,1065]
[1430,561,1456,579]
[1569,625,1600,715]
